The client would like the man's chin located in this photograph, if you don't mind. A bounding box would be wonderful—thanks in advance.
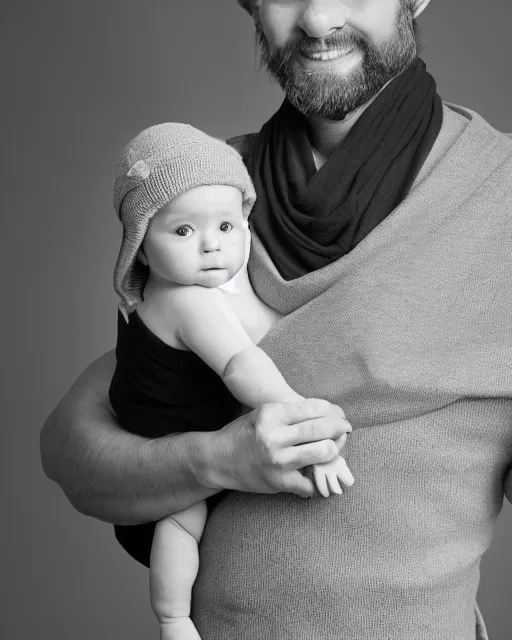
[281,58,367,97]
[283,74,371,121]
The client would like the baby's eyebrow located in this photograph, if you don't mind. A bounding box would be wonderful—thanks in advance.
[160,211,201,222]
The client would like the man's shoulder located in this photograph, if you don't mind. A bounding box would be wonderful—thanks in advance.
[443,102,512,142]
[226,133,258,165]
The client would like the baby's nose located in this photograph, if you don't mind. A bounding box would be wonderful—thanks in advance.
[202,232,221,252]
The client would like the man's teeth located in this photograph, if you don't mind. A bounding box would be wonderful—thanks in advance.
[306,48,353,61]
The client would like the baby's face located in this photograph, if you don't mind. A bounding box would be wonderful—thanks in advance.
[141,184,247,288]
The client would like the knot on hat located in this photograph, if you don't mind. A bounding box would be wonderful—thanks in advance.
[127,159,151,180]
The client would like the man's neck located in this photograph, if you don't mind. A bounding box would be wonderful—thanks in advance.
[303,79,393,170]
[306,98,381,170]
[306,111,365,170]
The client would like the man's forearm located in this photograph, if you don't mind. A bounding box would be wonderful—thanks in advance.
[41,353,352,521]
[42,409,222,524]
[40,352,223,525]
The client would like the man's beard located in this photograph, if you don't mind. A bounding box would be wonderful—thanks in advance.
[255,4,420,121]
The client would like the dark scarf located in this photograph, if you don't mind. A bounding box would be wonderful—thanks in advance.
[249,59,443,280]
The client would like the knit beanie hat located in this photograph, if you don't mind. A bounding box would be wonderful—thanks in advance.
[113,123,256,312]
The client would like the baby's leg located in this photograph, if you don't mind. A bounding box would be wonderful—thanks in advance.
[150,500,207,640]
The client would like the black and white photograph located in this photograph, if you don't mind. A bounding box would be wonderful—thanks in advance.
[2,1,512,639]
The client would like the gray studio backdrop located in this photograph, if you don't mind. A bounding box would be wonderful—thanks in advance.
[1,1,511,639]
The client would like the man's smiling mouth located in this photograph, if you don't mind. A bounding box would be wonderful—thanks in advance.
[303,48,355,62]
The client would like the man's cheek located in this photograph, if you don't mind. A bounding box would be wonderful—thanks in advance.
[350,0,403,43]
[258,4,299,53]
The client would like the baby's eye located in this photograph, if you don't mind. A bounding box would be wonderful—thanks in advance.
[220,222,233,233]
[175,225,193,237]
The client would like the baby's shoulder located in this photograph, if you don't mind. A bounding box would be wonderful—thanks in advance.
[136,285,222,349]
[172,285,243,336]
[170,284,225,314]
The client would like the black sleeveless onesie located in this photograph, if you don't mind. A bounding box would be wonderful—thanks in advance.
[109,310,241,567]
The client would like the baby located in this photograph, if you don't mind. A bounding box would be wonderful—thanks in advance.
[108,123,354,640]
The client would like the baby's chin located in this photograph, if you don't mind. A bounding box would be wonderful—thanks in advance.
[195,268,236,288]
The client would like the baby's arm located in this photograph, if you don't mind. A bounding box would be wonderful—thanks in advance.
[174,287,354,495]
[174,286,301,407]
[151,501,207,640]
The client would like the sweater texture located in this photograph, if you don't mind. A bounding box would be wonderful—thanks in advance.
[192,104,512,640]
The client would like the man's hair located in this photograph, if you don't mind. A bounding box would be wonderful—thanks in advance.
[238,0,256,16]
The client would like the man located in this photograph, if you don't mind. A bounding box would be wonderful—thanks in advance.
[40,1,512,638]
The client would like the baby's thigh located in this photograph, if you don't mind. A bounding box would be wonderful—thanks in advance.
[160,500,208,543]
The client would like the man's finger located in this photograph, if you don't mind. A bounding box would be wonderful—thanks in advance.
[276,439,339,469]
[333,433,348,451]
[276,416,352,448]
[281,471,315,498]
[269,398,346,427]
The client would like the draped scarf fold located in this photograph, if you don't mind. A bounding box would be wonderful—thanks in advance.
[249,59,443,280]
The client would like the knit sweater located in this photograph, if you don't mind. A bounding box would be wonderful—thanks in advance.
[191,104,512,640]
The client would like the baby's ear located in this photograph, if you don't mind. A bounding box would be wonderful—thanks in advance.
[137,248,149,266]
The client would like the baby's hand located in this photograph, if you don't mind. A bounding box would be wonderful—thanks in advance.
[313,455,354,498]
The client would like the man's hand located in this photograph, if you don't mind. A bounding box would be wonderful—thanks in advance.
[41,353,352,523]
[204,398,352,498]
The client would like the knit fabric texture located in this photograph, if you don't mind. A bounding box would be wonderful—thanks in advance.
[191,104,512,640]
[112,123,256,312]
